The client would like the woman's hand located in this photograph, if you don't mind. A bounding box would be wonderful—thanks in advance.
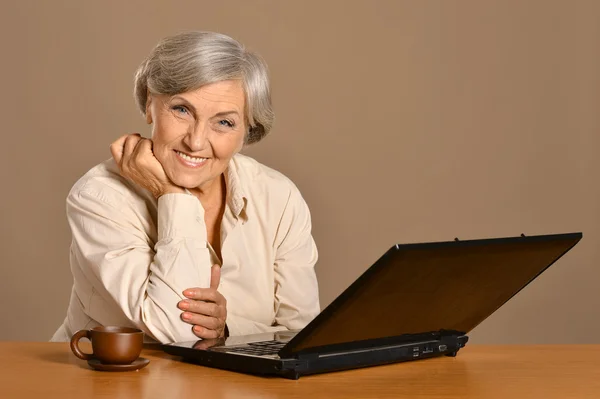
[110,133,184,198]
[179,265,228,339]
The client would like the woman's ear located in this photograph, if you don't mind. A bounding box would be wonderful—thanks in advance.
[145,93,153,124]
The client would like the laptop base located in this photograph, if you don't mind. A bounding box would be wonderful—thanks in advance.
[162,333,469,379]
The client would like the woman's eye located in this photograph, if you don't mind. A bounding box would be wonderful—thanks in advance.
[219,120,234,128]
[172,105,188,114]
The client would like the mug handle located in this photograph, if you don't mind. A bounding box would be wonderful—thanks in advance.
[70,329,93,360]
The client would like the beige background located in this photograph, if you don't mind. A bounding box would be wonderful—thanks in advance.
[0,0,598,343]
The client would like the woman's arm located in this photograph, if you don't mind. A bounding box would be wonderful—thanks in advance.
[271,183,321,331]
[68,187,212,343]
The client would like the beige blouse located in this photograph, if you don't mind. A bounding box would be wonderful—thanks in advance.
[50,153,320,344]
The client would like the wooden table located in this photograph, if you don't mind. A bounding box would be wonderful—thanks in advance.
[1,342,599,398]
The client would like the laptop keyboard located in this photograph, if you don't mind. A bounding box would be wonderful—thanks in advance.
[222,340,287,356]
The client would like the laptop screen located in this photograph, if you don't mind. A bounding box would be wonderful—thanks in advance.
[282,233,582,356]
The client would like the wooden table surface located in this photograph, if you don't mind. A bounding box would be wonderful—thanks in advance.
[1,342,600,398]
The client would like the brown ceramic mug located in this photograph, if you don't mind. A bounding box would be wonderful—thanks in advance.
[70,326,144,365]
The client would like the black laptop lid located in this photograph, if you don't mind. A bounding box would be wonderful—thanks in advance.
[279,232,582,357]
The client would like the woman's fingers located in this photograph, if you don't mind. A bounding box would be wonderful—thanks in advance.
[122,134,142,168]
[131,138,154,169]
[179,299,221,317]
[109,133,183,198]
[192,325,221,339]
[109,134,129,164]
[110,133,141,169]
[180,312,220,330]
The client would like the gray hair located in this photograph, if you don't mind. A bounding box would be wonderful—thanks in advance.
[134,31,273,144]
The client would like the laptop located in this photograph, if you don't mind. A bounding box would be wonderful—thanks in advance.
[162,232,582,379]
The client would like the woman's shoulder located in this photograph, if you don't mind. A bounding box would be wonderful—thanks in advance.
[67,158,153,210]
[232,153,299,195]
[231,154,312,218]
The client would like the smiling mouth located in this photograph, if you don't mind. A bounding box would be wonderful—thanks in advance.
[174,150,208,166]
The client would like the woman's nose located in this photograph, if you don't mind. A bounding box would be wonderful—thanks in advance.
[183,124,209,152]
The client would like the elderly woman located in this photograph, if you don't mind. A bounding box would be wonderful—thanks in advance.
[51,31,320,344]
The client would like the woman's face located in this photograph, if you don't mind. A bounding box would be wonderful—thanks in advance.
[146,80,247,192]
